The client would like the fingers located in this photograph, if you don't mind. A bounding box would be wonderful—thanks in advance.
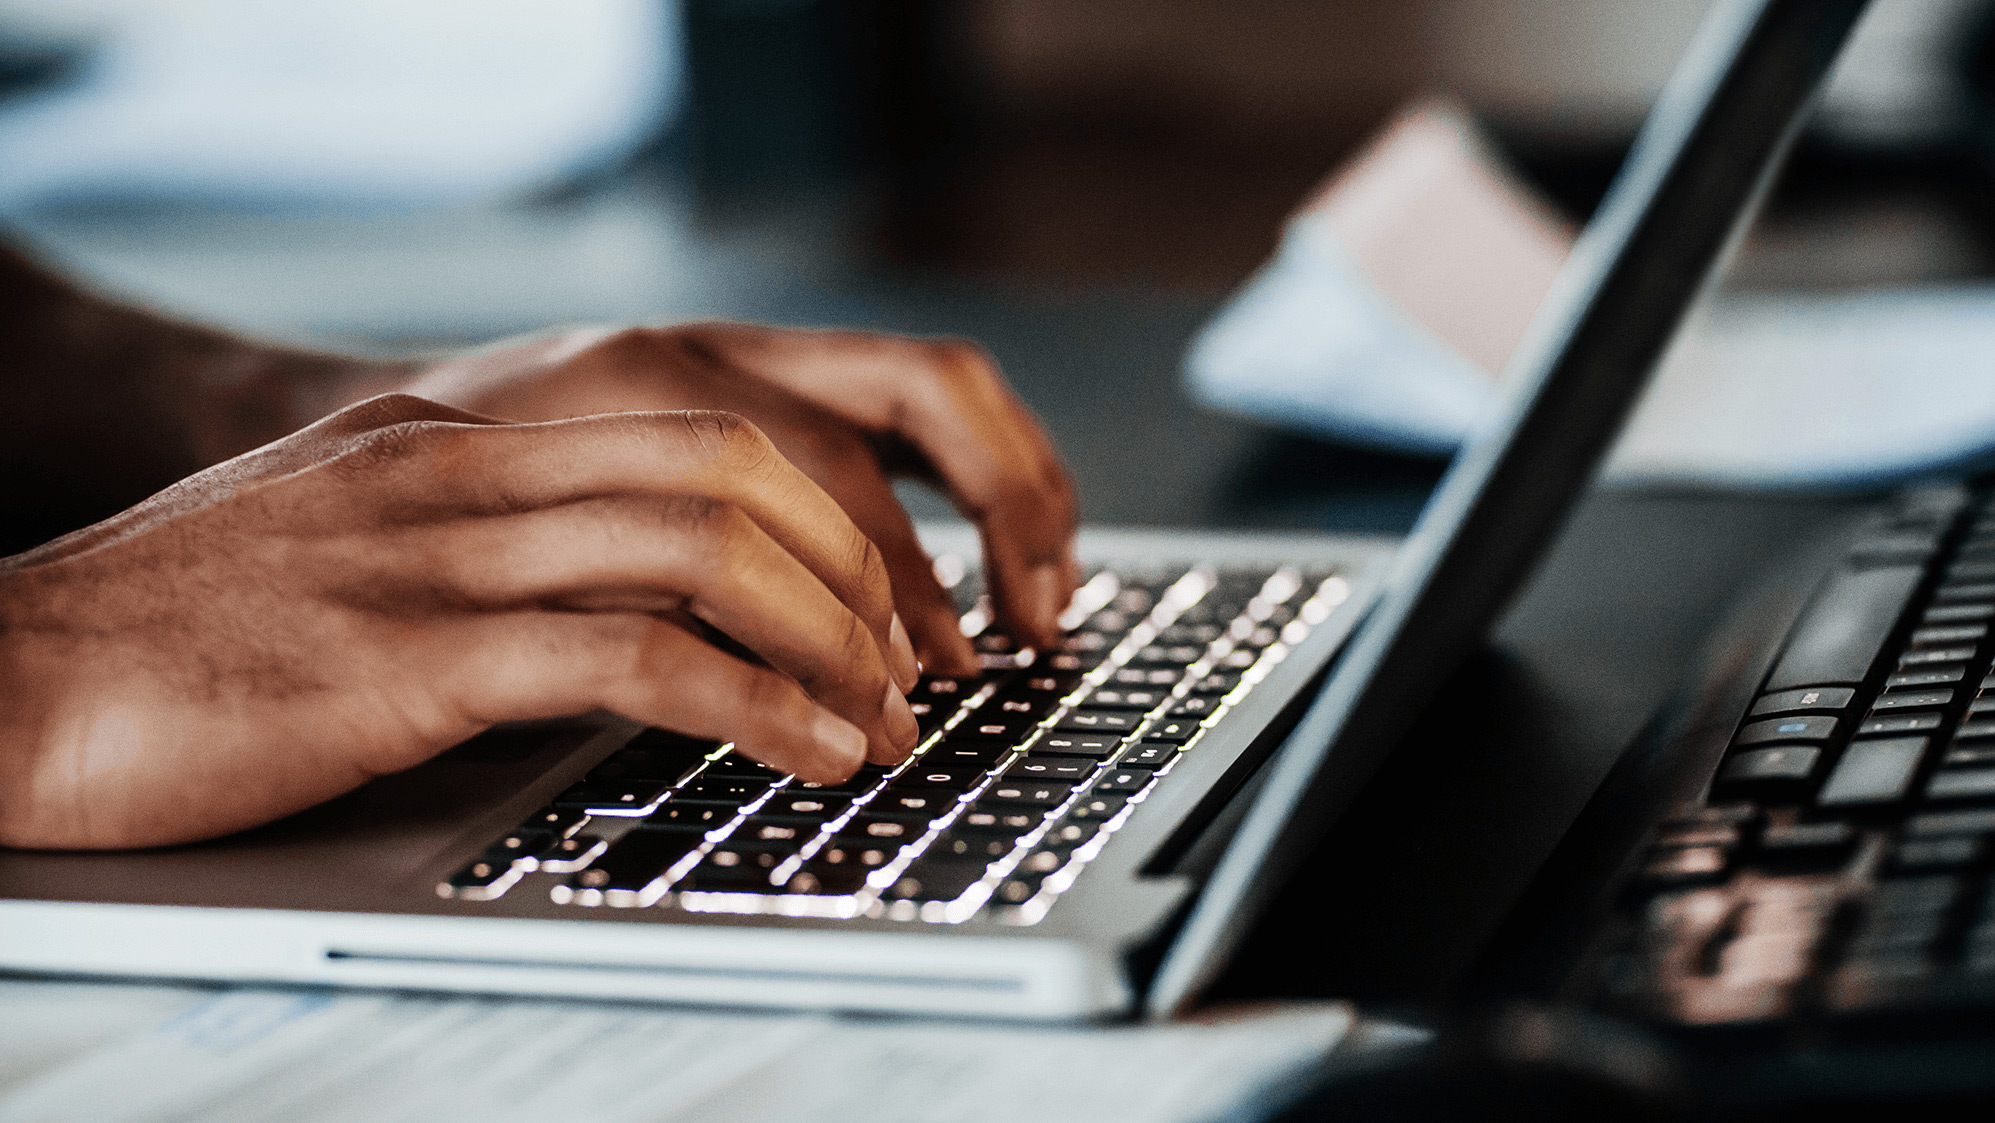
[684,326,1080,649]
[343,408,919,692]
[805,451,979,677]
[427,612,872,784]
[398,494,918,764]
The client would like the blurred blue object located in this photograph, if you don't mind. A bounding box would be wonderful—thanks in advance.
[0,0,681,211]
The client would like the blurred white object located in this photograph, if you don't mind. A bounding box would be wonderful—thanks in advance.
[0,0,680,209]
[1186,102,1568,456]
[1609,289,1995,487]
[1186,99,1995,488]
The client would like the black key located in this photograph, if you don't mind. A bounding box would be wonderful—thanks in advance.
[1938,582,1995,602]
[700,755,789,780]
[1901,646,1977,666]
[1749,687,1855,717]
[924,742,1010,770]
[1063,794,1128,823]
[1057,710,1138,734]
[983,780,1076,807]
[973,632,1017,654]
[840,815,930,843]
[674,776,778,805]
[1871,875,1961,916]
[679,856,782,893]
[1168,696,1222,720]
[569,828,704,893]
[641,803,735,830]
[983,694,1056,721]
[1042,820,1101,849]
[1032,733,1121,759]
[1042,652,1103,673]
[1758,820,1855,858]
[1873,689,1953,711]
[1142,718,1200,744]
[731,817,820,846]
[1004,757,1096,783]
[1093,767,1155,794]
[1110,667,1184,689]
[1860,713,1943,736]
[1128,643,1204,667]
[792,764,895,796]
[1817,738,1928,807]
[443,854,522,900]
[998,672,1086,703]
[1719,746,1822,786]
[1120,742,1180,768]
[1064,631,1119,657]
[1906,807,1995,835]
[882,860,991,902]
[1213,649,1261,670]
[869,789,960,818]
[1927,768,1995,802]
[759,791,853,820]
[1084,687,1170,711]
[1892,836,1983,872]
[1015,849,1071,875]
[1925,603,1995,624]
[517,806,589,839]
[1946,744,1995,767]
[887,765,988,792]
[491,827,555,858]
[1954,719,1995,741]
[782,860,871,896]
[1912,624,1988,646]
[992,871,1048,905]
[1156,623,1222,645]
[932,830,1019,862]
[957,807,1043,833]
[587,735,712,785]
[908,676,979,706]
[1188,672,1243,696]
[552,781,669,813]
[702,839,793,873]
[814,838,901,869]
[952,715,1034,742]
[907,700,954,736]
[1953,560,1995,581]
[1735,716,1837,746]
[1764,565,1922,691]
[534,833,608,873]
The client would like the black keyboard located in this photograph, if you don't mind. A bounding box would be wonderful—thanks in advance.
[1597,489,1995,1026]
[439,560,1351,925]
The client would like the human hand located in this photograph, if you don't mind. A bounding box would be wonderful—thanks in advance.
[404,323,1081,675]
[0,395,920,849]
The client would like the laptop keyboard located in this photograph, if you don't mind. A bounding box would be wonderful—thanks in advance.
[1599,489,1995,1026]
[439,560,1352,925]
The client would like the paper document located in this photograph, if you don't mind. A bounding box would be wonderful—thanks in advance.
[0,980,1367,1123]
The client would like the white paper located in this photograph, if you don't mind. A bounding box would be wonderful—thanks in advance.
[0,981,1359,1123]
[1188,216,1995,489]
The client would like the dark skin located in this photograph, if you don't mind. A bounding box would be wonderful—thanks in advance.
[0,244,1079,848]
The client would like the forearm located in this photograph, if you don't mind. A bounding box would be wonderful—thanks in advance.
[0,243,411,548]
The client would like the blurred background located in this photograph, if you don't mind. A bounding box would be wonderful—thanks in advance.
[2,0,1993,532]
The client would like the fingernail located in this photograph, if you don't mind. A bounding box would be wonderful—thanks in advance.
[810,710,868,773]
[1030,562,1067,643]
[883,682,920,756]
[888,614,920,690]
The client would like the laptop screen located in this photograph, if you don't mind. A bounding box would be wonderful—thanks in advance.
[1148,0,1873,1015]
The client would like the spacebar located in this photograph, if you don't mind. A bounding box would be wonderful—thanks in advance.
[1764,564,1923,691]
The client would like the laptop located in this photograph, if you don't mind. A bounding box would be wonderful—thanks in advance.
[0,0,1867,1022]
